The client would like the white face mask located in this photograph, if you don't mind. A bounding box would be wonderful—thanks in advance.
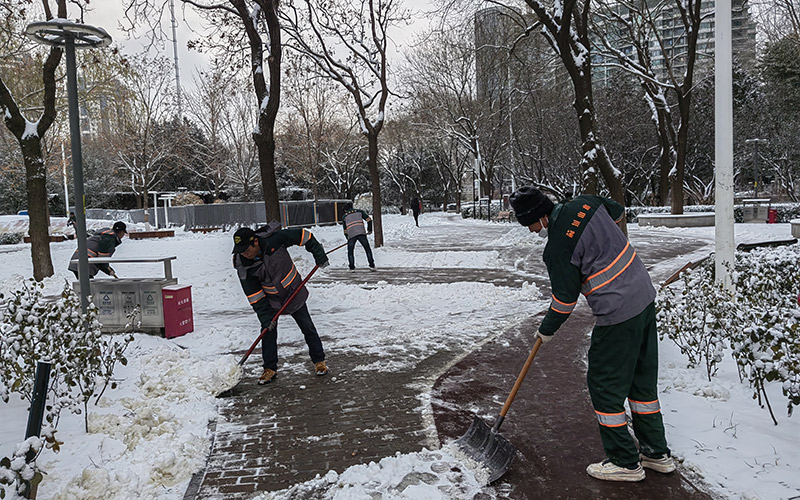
[538,217,548,239]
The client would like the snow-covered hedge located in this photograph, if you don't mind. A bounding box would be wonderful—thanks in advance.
[0,280,133,498]
[0,233,23,245]
[629,202,800,223]
[658,244,800,423]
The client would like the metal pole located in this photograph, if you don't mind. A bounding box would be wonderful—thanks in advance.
[65,37,90,313]
[714,0,734,292]
[61,142,69,217]
[22,361,51,499]
[169,0,182,117]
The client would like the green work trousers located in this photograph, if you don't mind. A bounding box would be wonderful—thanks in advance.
[587,301,670,467]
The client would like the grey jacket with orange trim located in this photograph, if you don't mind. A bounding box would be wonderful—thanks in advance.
[233,222,328,317]
[341,209,372,239]
[67,227,122,278]
[539,195,655,336]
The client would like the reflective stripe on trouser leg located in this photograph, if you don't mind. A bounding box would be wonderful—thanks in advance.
[588,306,652,468]
[628,303,670,458]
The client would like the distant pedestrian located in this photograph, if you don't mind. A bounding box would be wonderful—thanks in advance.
[509,186,674,482]
[341,207,376,271]
[68,221,127,279]
[66,211,76,227]
[410,197,422,227]
[232,222,330,384]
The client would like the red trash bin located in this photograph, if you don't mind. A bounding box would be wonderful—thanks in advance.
[768,209,777,224]
[162,284,193,338]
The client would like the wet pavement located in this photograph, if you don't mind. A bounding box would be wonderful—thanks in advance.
[186,214,719,499]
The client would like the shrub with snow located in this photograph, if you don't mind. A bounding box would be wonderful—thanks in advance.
[0,280,133,497]
[658,244,800,423]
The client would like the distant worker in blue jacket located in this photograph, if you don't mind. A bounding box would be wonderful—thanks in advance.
[509,186,674,482]
[341,207,376,271]
[68,221,127,279]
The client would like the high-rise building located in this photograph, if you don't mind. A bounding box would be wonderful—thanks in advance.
[593,0,757,86]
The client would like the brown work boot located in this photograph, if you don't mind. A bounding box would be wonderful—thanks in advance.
[258,368,277,385]
[314,361,328,376]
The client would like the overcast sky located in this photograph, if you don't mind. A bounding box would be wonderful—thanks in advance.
[80,0,434,96]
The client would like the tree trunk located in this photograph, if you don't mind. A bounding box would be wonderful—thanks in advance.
[255,132,280,222]
[22,138,55,280]
[367,132,383,248]
[672,97,691,215]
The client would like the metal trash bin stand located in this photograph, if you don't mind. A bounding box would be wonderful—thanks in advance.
[71,256,179,335]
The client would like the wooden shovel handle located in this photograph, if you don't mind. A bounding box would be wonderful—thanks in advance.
[499,336,543,419]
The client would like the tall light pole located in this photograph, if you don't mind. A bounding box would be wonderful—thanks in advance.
[25,20,111,313]
[714,0,734,292]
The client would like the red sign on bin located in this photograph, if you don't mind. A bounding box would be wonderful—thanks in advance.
[162,284,193,339]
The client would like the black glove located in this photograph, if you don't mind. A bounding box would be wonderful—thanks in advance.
[108,268,119,279]
[318,259,330,268]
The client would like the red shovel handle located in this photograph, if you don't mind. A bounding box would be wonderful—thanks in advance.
[237,241,347,366]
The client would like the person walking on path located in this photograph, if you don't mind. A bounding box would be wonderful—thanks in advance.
[509,186,675,483]
[410,197,422,227]
[232,222,330,384]
[341,207,376,271]
[68,221,127,279]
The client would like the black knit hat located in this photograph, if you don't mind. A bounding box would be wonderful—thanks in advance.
[232,227,257,254]
[509,187,554,226]
[112,221,127,234]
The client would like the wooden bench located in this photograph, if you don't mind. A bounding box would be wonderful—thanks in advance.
[188,227,222,234]
[492,211,512,222]
[24,235,65,243]
[129,230,175,240]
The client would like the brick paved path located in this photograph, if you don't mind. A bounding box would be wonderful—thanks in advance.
[186,215,718,499]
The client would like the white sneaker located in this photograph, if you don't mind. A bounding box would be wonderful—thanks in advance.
[586,459,645,482]
[369,266,377,272]
[640,454,676,473]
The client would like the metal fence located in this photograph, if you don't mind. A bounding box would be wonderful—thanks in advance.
[84,200,353,230]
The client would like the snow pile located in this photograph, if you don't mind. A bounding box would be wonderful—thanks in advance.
[33,338,230,500]
[254,444,494,500]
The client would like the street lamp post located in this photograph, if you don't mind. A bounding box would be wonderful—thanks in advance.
[25,20,111,313]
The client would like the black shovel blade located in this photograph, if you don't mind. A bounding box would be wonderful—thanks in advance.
[455,415,518,484]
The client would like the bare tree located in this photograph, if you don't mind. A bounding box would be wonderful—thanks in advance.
[280,57,350,201]
[222,80,260,200]
[0,0,69,279]
[123,0,285,221]
[112,54,176,222]
[281,0,409,247]
[595,0,708,214]
[185,66,234,199]
[514,0,627,228]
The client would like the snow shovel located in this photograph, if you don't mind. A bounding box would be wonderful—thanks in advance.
[218,241,347,396]
[455,336,543,484]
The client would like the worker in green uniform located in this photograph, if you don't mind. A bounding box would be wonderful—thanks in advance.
[509,186,674,482]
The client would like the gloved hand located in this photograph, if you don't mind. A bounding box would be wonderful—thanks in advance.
[537,332,553,344]
[318,259,330,268]
[109,268,119,279]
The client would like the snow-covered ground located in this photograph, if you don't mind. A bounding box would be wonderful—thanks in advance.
[1,212,799,500]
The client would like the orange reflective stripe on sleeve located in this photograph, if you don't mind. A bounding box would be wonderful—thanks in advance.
[550,295,576,314]
[262,285,278,295]
[281,266,298,288]
[300,229,311,245]
[581,242,636,295]
[247,290,266,304]
[595,410,627,427]
[628,399,661,415]
[87,249,98,257]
